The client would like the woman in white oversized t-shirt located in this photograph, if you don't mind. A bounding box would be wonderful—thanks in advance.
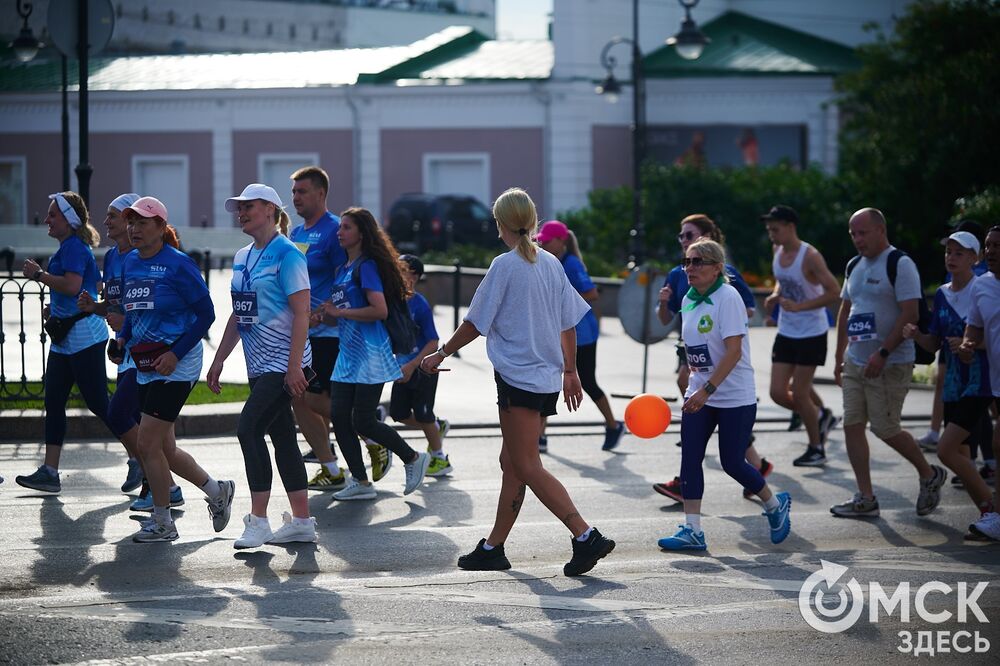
[420,187,616,577]
[657,239,793,552]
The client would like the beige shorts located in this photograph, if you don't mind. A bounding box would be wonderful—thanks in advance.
[841,361,913,440]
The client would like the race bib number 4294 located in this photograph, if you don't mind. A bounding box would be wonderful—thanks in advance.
[847,312,877,342]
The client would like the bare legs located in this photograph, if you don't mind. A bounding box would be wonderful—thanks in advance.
[486,406,589,545]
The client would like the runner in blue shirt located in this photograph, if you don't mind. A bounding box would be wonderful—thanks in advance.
[652,214,771,503]
[536,220,624,452]
[904,230,994,525]
[77,192,168,500]
[287,166,348,491]
[388,254,452,476]
[16,192,116,496]
[118,196,234,544]
[319,207,430,501]
[208,183,317,549]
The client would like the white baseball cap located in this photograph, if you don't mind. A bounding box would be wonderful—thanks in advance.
[940,230,981,255]
[225,183,283,213]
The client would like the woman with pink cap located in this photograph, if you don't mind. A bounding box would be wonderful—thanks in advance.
[118,196,235,543]
[535,220,624,452]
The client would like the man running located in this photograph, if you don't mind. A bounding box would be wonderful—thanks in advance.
[762,205,841,466]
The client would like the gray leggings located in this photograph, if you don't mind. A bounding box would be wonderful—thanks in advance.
[237,372,308,493]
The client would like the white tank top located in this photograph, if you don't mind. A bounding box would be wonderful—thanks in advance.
[773,242,828,338]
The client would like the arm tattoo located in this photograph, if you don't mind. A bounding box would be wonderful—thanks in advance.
[511,484,527,516]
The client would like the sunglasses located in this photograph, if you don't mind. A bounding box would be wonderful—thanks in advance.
[676,231,698,242]
[681,257,717,268]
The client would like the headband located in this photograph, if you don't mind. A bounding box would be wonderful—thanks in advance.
[110,193,140,212]
[49,193,82,229]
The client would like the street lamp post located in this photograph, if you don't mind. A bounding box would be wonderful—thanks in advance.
[597,0,708,392]
[10,0,42,62]
[596,0,709,268]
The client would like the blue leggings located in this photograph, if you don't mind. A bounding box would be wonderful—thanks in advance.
[680,403,761,500]
[44,342,114,447]
[107,368,141,438]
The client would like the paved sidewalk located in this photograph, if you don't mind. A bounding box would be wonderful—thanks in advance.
[1,305,934,441]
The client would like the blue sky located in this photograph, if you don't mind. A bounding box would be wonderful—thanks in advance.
[496,0,552,40]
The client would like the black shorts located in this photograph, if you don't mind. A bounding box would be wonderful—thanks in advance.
[771,332,828,366]
[495,371,559,417]
[137,380,195,422]
[676,342,688,366]
[943,397,995,435]
[306,336,340,394]
[389,370,439,423]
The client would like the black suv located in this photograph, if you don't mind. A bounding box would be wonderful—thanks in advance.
[386,193,499,253]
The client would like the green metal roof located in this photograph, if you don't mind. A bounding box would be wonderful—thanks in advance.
[643,11,859,77]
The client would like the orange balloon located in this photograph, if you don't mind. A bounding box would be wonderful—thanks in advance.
[624,393,672,439]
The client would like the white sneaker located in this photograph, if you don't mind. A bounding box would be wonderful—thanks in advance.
[267,511,318,544]
[916,431,939,452]
[234,514,273,549]
[333,478,377,501]
[403,451,431,495]
[970,512,1000,541]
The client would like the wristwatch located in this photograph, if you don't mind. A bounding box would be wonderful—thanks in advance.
[436,345,451,358]
[704,381,717,395]
[878,347,890,359]
[32,268,44,281]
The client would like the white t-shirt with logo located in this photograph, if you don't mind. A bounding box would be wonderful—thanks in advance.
[681,283,756,408]
[967,272,1000,397]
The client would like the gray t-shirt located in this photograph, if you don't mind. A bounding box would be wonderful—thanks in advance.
[465,248,590,394]
[841,245,921,365]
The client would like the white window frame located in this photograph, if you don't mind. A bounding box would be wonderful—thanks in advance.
[0,156,28,225]
[131,154,190,224]
[257,152,321,186]
[421,152,491,199]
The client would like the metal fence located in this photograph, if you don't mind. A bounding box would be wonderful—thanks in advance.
[0,277,49,401]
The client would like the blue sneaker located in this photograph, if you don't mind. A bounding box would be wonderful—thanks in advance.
[130,485,184,512]
[657,524,707,551]
[15,465,61,493]
[765,491,792,544]
[121,458,143,493]
[602,421,625,451]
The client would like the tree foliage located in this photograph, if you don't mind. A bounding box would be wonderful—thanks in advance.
[560,164,860,279]
[836,0,1000,263]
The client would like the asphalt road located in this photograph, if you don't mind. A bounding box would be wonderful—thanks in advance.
[1,421,997,665]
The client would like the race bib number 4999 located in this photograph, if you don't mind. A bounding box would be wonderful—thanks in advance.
[123,279,155,311]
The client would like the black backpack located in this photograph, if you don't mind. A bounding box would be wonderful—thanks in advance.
[845,249,934,365]
[351,259,419,355]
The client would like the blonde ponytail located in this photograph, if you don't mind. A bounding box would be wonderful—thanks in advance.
[565,229,585,270]
[493,187,538,263]
[277,208,290,236]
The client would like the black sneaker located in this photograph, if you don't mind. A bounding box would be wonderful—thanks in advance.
[538,436,548,454]
[457,539,511,571]
[788,412,803,431]
[564,528,615,577]
[793,446,827,467]
[818,408,837,444]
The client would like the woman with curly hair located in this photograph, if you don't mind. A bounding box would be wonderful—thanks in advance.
[321,207,430,501]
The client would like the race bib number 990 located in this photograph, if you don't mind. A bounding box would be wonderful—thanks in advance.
[123,279,155,311]
[847,312,877,342]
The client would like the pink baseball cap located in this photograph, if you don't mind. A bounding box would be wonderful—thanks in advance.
[124,196,168,222]
[536,220,569,244]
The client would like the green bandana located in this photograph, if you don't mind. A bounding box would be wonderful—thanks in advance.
[680,276,725,312]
